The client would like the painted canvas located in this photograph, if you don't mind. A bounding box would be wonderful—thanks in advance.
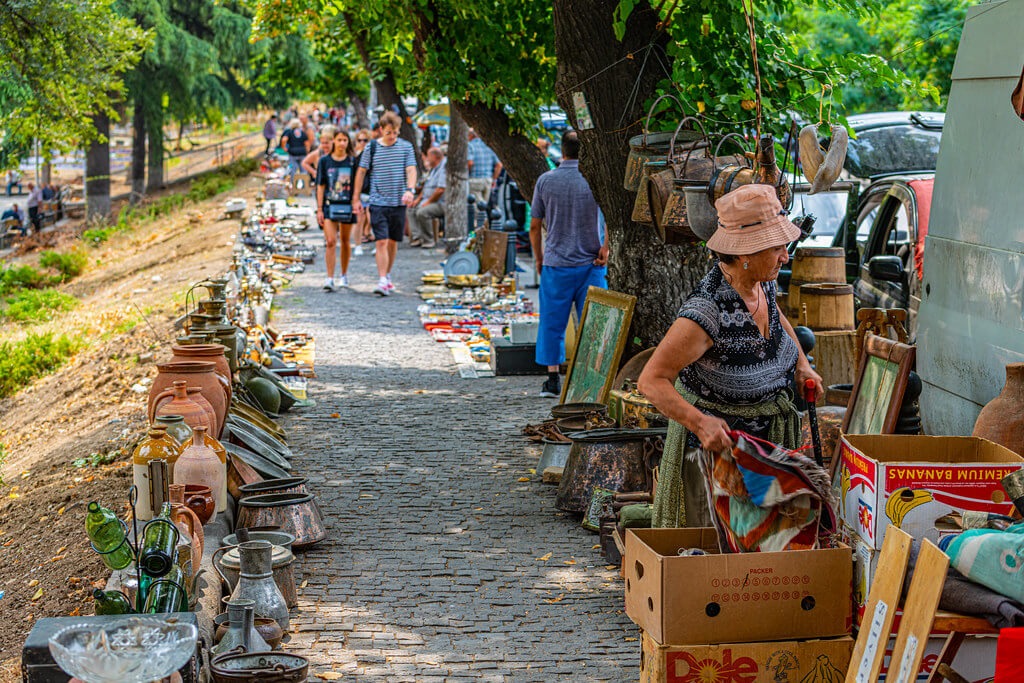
[561,288,636,405]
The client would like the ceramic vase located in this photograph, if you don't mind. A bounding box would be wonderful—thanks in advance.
[973,363,1024,456]
[173,426,226,522]
[193,425,229,514]
[154,381,213,433]
[148,360,226,436]
[153,414,193,450]
[169,344,232,401]
[132,427,181,521]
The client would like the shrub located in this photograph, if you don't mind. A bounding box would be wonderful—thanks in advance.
[3,288,79,323]
[39,250,88,280]
[0,264,56,294]
[0,333,81,398]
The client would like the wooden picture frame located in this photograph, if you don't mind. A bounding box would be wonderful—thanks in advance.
[560,287,636,405]
[842,333,916,437]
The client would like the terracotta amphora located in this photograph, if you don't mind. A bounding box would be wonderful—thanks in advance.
[973,363,1024,456]
[173,426,226,521]
[148,361,226,435]
[155,381,213,434]
[169,344,232,401]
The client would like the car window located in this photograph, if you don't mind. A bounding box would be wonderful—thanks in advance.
[877,199,913,267]
[854,193,885,262]
[791,189,849,240]
[845,125,942,178]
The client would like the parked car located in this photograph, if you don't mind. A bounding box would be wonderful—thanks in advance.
[783,111,943,334]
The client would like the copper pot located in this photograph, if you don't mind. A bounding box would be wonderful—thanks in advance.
[149,361,227,436]
[556,428,665,514]
[236,493,326,549]
[183,484,216,525]
[214,614,284,649]
[227,455,264,500]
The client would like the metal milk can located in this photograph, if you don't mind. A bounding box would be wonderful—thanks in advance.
[229,540,290,631]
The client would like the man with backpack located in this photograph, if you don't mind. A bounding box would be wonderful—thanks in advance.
[352,112,417,296]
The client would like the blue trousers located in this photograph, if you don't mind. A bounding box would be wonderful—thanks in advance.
[536,264,608,367]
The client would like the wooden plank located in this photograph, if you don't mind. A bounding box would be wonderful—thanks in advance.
[848,526,914,683]
[888,540,950,683]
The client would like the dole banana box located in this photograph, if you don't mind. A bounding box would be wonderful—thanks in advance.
[837,434,1023,552]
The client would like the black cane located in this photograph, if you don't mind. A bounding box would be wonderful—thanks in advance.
[804,379,823,467]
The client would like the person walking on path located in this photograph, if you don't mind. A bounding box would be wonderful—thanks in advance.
[467,129,502,205]
[316,129,358,291]
[530,130,608,398]
[303,124,335,197]
[262,114,278,155]
[352,129,374,254]
[409,147,446,248]
[352,111,417,297]
[280,119,311,192]
[26,182,42,233]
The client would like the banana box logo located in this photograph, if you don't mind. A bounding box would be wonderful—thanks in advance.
[885,487,934,528]
[799,654,843,683]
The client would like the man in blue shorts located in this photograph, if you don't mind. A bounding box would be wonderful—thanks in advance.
[529,130,608,397]
[353,111,417,296]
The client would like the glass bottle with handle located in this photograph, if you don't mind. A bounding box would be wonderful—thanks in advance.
[139,502,180,578]
[85,501,134,571]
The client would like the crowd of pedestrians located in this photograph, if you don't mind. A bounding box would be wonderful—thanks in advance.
[264,104,601,397]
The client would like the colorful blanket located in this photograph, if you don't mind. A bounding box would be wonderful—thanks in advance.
[696,431,837,552]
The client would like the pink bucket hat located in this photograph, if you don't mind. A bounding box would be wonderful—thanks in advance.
[705,184,801,256]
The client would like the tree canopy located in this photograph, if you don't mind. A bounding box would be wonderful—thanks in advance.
[0,0,147,153]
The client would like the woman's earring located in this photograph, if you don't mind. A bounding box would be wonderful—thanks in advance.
[743,261,750,270]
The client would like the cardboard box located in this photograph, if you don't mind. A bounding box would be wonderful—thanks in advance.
[877,633,996,682]
[624,528,852,646]
[639,632,854,683]
[837,434,1023,552]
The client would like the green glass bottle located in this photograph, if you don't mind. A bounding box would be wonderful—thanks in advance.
[143,564,188,613]
[138,502,179,578]
[85,501,133,570]
[93,589,134,615]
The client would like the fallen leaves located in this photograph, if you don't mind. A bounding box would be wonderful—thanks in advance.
[300,580,308,589]
[544,594,565,604]
[31,587,43,601]
[315,673,344,681]
[563,559,576,565]
[517,477,530,482]
[536,552,552,562]
[329,413,340,418]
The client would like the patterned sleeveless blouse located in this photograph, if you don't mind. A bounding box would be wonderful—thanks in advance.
[678,265,798,444]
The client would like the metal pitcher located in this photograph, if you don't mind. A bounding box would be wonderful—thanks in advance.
[556,428,666,514]
[212,598,271,655]
[229,540,290,632]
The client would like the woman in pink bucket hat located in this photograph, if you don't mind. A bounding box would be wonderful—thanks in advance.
[638,184,823,528]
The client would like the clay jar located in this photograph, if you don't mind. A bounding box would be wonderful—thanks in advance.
[132,426,182,521]
[154,381,213,433]
[168,484,205,569]
[191,424,229,514]
[170,344,232,401]
[182,484,216,526]
[148,361,227,436]
[973,363,1024,456]
[173,426,226,523]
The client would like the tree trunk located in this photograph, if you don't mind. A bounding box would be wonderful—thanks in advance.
[552,0,707,350]
[444,105,469,249]
[454,101,550,203]
[41,161,51,186]
[86,112,111,220]
[131,102,146,201]
[146,112,164,192]
[350,93,371,129]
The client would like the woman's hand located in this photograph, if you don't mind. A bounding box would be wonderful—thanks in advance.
[796,365,825,403]
[693,414,734,452]
[316,209,324,226]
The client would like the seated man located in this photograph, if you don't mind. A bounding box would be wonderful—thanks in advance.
[2,203,25,234]
[5,170,22,196]
[409,147,446,248]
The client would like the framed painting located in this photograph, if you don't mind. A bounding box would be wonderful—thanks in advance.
[835,333,916,472]
[560,287,636,405]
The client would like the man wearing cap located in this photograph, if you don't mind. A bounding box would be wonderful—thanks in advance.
[638,183,823,528]
[530,129,608,398]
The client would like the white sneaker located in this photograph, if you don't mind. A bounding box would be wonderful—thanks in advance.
[354,245,364,256]
[337,274,350,288]
[373,282,391,297]
[384,282,395,293]
[322,278,335,292]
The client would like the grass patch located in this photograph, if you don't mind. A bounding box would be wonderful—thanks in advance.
[0,332,82,398]
[72,448,121,468]
[0,264,57,295]
[39,249,88,281]
[3,288,79,323]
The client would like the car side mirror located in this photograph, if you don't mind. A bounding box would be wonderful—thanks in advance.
[868,255,904,282]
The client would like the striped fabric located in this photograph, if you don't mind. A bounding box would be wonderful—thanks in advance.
[359,139,416,207]
[467,138,499,179]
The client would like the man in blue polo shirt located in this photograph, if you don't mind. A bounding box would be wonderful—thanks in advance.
[529,129,608,397]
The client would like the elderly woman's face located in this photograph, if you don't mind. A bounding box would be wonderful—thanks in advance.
[743,245,790,282]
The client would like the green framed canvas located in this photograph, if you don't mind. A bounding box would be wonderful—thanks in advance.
[560,287,636,405]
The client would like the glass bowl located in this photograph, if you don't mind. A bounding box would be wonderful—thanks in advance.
[48,616,197,683]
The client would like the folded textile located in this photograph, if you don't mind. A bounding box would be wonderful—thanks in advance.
[696,431,836,553]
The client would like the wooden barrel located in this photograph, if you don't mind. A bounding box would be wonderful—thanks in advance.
[797,283,855,330]
[788,247,846,318]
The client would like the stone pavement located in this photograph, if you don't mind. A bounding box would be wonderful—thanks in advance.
[273,220,638,681]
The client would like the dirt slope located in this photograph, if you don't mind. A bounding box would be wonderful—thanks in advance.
[0,173,266,676]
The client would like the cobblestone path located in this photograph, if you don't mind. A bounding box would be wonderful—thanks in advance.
[274,225,638,681]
